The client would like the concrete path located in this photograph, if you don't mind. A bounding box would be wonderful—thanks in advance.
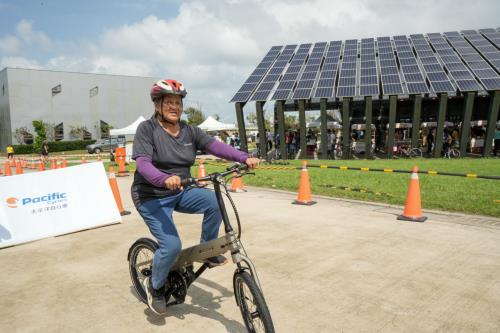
[1,176,500,332]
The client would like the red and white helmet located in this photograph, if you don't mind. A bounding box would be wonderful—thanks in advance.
[150,79,187,101]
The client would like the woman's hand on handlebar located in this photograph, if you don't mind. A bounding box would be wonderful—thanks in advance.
[165,175,183,191]
[245,157,260,169]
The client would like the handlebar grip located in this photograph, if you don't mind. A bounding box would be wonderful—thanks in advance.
[181,178,194,187]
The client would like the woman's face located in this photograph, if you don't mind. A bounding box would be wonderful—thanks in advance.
[157,94,183,123]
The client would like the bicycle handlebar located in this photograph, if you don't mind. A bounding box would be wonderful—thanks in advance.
[181,163,249,187]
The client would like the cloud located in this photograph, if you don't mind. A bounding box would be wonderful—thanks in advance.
[1,0,500,122]
[0,56,41,69]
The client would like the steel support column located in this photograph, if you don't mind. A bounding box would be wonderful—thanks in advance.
[255,101,267,158]
[342,97,351,159]
[235,102,247,153]
[411,95,422,149]
[483,90,500,156]
[364,96,373,159]
[277,100,286,160]
[386,95,397,158]
[320,98,328,159]
[459,92,475,157]
[298,100,307,159]
[434,93,448,158]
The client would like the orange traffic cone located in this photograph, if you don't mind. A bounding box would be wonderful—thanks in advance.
[9,159,15,167]
[229,172,246,192]
[30,159,36,169]
[55,159,62,169]
[397,166,427,222]
[197,159,207,184]
[81,156,87,164]
[22,159,27,168]
[15,160,23,175]
[108,166,131,216]
[293,160,316,205]
[116,158,129,177]
[38,159,45,171]
[50,159,56,169]
[62,158,67,168]
[4,161,12,176]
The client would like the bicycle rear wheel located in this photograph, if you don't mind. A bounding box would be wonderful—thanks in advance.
[410,148,422,158]
[234,271,274,333]
[128,238,158,303]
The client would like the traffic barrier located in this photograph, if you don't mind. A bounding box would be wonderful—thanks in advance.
[397,166,427,222]
[229,172,246,193]
[292,160,316,205]
[108,166,131,216]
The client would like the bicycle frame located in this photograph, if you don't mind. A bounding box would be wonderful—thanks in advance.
[169,171,262,289]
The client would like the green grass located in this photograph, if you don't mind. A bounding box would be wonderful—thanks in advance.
[197,158,500,217]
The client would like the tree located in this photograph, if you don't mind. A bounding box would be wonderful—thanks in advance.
[44,123,56,142]
[69,126,89,140]
[184,106,205,125]
[13,127,31,144]
[246,111,272,130]
[284,115,297,130]
[32,120,47,150]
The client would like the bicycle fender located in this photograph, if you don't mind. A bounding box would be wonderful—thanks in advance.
[127,237,158,261]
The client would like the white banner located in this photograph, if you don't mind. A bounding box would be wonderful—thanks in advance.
[0,162,122,248]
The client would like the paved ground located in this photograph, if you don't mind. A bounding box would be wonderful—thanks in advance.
[1,175,500,332]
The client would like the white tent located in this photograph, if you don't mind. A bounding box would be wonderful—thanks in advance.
[198,116,236,131]
[110,116,147,136]
[307,115,342,129]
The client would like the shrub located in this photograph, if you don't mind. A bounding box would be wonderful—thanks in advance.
[12,140,96,154]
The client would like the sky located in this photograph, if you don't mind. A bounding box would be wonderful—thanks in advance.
[0,0,499,122]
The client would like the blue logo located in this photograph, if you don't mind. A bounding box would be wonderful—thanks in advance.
[21,192,67,206]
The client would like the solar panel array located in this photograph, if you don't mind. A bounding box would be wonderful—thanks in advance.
[359,38,379,96]
[230,28,500,103]
[312,41,341,98]
[292,42,326,99]
[271,43,312,100]
[409,34,455,93]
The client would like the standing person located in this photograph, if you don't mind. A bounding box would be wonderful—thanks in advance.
[494,124,500,157]
[426,129,434,155]
[327,129,336,159]
[266,130,273,150]
[40,141,49,162]
[6,144,14,160]
[132,79,259,314]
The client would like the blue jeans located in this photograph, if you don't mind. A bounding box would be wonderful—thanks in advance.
[137,188,222,290]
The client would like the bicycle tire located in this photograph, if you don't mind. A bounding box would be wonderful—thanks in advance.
[452,149,461,158]
[234,271,275,333]
[410,148,422,158]
[128,238,158,303]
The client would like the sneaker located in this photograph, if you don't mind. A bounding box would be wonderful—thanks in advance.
[203,255,228,267]
[141,277,167,315]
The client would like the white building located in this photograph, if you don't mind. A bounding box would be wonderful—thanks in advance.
[0,67,158,150]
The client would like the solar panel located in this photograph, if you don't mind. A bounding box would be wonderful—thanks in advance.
[291,42,324,99]
[443,30,500,91]
[455,79,483,91]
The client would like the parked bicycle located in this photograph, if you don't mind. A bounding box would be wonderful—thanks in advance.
[128,163,275,332]
[394,145,422,158]
[444,146,461,158]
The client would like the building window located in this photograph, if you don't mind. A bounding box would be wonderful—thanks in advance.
[83,129,92,140]
[100,120,110,139]
[2,85,4,96]
[90,86,99,98]
[22,131,34,144]
[52,84,62,96]
[54,123,64,141]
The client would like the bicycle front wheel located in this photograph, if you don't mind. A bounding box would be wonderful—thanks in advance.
[128,238,158,303]
[410,148,422,158]
[234,271,275,333]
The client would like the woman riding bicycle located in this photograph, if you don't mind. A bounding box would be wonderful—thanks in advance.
[132,79,259,314]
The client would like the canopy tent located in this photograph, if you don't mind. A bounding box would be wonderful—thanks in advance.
[421,121,454,128]
[307,114,342,129]
[198,116,236,131]
[352,124,376,130]
[110,116,147,136]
